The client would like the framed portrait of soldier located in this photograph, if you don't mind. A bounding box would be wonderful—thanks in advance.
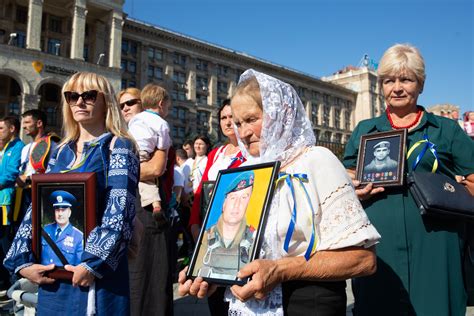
[356,129,407,187]
[31,172,97,280]
[187,161,280,286]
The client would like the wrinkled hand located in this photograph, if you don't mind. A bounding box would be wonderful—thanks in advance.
[64,265,95,287]
[177,266,217,298]
[231,259,280,302]
[19,264,56,285]
[353,181,385,201]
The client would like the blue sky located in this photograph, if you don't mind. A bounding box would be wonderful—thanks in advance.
[123,0,473,114]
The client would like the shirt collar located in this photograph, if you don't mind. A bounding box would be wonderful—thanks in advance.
[373,106,439,133]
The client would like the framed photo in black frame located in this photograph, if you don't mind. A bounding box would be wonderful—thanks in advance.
[187,161,280,286]
[32,172,97,280]
[199,180,216,222]
[356,129,407,187]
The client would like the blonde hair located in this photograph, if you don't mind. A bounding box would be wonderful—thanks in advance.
[118,87,142,108]
[141,84,170,110]
[232,76,263,109]
[61,72,133,145]
[378,43,426,88]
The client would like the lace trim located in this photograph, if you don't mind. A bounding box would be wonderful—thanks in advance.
[320,183,351,206]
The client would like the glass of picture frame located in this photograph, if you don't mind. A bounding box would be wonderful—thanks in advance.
[31,172,97,280]
[187,161,280,286]
[356,129,407,187]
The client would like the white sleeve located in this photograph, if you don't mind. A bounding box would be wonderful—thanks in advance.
[173,167,185,188]
[129,116,157,153]
[154,121,171,151]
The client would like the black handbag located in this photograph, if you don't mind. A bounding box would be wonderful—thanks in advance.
[407,171,474,220]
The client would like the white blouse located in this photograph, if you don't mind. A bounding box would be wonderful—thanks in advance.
[191,156,208,193]
[227,146,380,315]
[207,145,238,181]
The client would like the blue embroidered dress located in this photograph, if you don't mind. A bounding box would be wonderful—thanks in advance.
[4,133,139,315]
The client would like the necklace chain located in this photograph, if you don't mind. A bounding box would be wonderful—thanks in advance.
[386,106,422,129]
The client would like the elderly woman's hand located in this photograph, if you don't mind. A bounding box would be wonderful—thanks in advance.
[230,259,281,302]
[19,264,56,285]
[347,169,385,201]
[65,265,95,287]
[177,266,217,298]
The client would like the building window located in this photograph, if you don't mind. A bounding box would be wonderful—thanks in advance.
[297,87,306,98]
[129,79,137,87]
[196,94,207,105]
[323,94,329,103]
[196,59,208,71]
[173,52,186,66]
[127,61,136,73]
[148,66,163,80]
[323,106,330,127]
[148,47,163,61]
[345,111,351,130]
[173,71,186,84]
[121,59,127,71]
[83,45,89,61]
[312,91,320,100]
[47,39,61,55]
[334,133,342,144]
[217,81,228,94]
[8,102,20,116]
[15,32,26,48]
[197,111,210,133]
[16,6,28,24]
[197,76,208,91]
[49,15,62,33]
[172,107,187,120]
[130,42,138,56]
[217,64,229,76]
[334,109,341,129]
[311,104,318,125]
[217,97,225,107]
[121,40,129,54]
[121,79,127,90]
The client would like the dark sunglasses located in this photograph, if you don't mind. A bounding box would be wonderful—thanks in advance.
[119,98,140,110]
[64,90,99,106]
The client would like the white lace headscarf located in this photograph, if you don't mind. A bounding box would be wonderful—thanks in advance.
[235,69,315,167]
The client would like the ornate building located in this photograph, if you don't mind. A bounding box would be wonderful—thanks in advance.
[0,0,357,146]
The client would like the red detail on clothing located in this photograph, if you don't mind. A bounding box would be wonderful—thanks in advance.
[386,106,422,129]
[189,145,245,227]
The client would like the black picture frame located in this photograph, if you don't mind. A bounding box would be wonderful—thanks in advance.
[187,161,280,286]
[356,129,407,187]
[199,181,216,222]
[32,172,97,280]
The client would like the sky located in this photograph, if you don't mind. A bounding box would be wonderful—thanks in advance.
[123,0,473,114]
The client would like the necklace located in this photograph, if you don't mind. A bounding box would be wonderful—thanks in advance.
[386,106,422,129]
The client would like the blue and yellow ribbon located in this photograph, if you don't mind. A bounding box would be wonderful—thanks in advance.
[276,172,317,261]
[407,134,439,173]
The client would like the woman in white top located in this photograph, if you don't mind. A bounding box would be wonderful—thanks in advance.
[190,135,211,193]
[179,69,381,315]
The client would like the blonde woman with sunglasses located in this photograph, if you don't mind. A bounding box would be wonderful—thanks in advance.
[5,72,139,315]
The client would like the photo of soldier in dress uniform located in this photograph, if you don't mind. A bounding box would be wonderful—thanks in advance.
[364,140,399,173]
[41,190,84,266]
[194,171,256,281]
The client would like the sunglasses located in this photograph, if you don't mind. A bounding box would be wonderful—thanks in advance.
[119,98,140,110]
[64,90,99,106]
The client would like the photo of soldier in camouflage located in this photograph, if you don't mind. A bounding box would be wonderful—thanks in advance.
[194,171,256,281]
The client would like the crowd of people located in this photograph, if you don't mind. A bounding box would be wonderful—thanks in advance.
[0,42,471,316]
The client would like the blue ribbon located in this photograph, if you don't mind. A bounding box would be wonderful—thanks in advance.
[277,172,316,261]
[145,109,161,117]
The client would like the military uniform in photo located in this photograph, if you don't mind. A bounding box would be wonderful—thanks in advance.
[195,171,256,280]
[364,140,398,173]
[41,190,83,266]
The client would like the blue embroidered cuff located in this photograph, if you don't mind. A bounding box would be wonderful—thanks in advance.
[14,262,34,275]
[79,262,103,279]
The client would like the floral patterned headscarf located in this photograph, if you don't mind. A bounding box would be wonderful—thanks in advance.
[235,69,315,166]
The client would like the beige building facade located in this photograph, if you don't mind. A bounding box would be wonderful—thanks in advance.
[322,66,385,125]
[1,0,357,146]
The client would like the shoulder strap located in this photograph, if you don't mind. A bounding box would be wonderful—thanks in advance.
[41,229,69,266]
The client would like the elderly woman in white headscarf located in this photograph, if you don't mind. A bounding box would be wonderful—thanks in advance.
[179,69,381,315]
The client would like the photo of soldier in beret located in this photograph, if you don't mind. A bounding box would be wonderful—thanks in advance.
[194,171,256,281]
